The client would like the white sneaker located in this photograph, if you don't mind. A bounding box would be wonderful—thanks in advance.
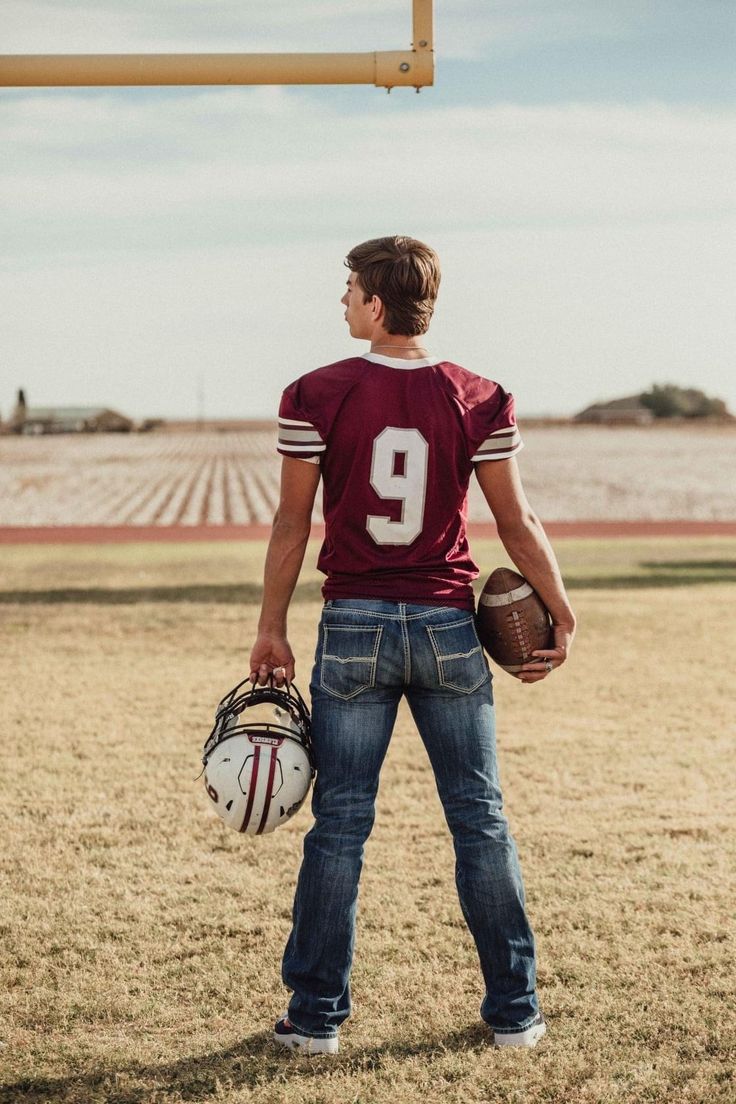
[273,1017,339,1055]
[493,1012,547,1048]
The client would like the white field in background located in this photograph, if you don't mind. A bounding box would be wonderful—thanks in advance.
[0,425,735,527]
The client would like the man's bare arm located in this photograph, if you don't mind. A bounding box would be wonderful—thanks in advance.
[249,457,321,686]
[475,457,576,683]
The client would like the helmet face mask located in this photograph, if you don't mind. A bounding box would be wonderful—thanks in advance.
[202,679,314,836]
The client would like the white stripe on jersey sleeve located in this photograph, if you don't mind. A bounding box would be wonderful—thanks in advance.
[278,441,326,453]
[471,425,523,462]
[277,416,325,459]
[278,428,325,444]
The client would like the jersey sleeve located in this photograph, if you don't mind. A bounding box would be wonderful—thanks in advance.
[277,382,326,463]
[468,385,523,463]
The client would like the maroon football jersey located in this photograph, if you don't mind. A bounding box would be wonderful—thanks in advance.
[277,353,522,608]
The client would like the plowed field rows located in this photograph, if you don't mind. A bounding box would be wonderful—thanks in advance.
[0,425,734,527]
[0,430,291,527]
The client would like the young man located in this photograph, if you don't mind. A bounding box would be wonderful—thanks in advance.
[249,236,576,1056]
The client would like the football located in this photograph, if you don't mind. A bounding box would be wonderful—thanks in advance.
[476,567,552,674]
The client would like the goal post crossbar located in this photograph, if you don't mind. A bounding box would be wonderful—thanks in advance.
[0,1,434,89]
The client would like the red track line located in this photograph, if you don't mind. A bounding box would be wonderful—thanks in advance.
[1,520,735,544]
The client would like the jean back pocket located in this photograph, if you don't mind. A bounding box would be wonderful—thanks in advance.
[426,617,489,694]
[320,624,383,700]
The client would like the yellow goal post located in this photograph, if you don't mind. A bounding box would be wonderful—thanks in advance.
[0,0,434,90]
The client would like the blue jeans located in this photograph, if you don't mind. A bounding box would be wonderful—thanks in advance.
[282,600,539,1038]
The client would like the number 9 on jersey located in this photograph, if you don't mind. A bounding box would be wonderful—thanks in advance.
[367,427,429,546]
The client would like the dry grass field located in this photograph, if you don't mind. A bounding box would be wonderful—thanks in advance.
[1,537,735,1104]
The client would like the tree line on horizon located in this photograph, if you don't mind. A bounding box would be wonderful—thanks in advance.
[639,384,730,419]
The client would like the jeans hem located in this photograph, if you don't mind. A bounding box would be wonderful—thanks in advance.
[485,1012,543,1034]
[285,1015,339,1040]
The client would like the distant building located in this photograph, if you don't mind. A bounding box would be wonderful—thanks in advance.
[6,389,133,434]
[575,395,654,426]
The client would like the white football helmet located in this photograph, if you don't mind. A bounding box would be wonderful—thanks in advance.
[202,679,314,835]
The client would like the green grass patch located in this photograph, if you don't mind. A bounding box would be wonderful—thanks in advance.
[1,537,735,605]
[475,536,736,589]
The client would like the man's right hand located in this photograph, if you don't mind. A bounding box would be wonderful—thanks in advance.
[248,457,320,688]
[249,632,295,687]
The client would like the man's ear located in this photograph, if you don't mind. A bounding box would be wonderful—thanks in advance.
[370,295,385,322]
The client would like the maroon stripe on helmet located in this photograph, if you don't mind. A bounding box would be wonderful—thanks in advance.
[239,746,260,832]
[256,748,279,835]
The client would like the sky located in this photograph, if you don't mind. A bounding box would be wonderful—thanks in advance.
[1,1,734,421]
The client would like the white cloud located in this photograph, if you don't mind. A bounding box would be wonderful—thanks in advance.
[3,95,734,246]
[2,1,412,54]
[432,221,735,416]
[2,216,733,422]
[1,88,733,420]
[2,1,707,60]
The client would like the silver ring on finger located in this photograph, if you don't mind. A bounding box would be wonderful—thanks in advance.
[544,659,553,673]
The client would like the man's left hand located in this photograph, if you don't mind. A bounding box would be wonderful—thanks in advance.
[516,623,574,684]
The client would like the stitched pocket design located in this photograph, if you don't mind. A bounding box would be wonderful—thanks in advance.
[427,618,489,694]
[320,625,383,700]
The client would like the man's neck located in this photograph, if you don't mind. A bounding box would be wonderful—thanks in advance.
[368,337,429,360]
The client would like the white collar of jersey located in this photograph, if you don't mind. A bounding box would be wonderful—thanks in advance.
[362,352,440,369]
